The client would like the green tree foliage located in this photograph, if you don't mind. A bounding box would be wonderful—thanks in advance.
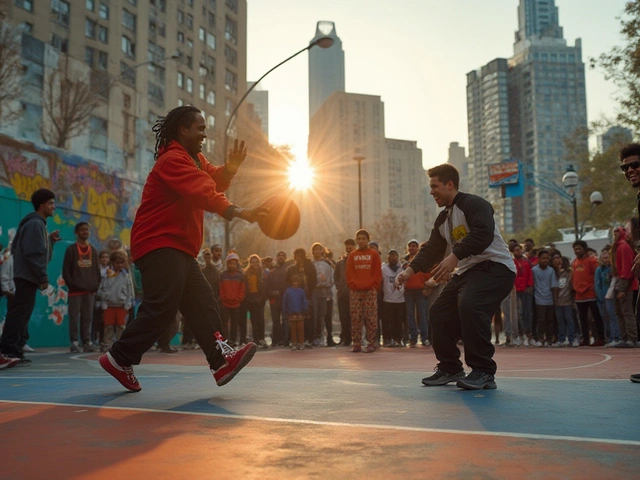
[591,0,640,131]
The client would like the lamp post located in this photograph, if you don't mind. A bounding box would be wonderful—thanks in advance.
[222,35,335,251]
[353,153,365,229]
[561,165,603,241]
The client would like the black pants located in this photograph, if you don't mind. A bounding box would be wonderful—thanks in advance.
[535,305,554,343]
[221,306,241,344]
[324,297,334,340]
[92,306,104,344]
[158,313,180,349]
[382,301,404,343]
[0,279,38,358]
[337,295,351,344]
[430,261,515,376]
[576,300,605,343]
[269,300,283,345]
[110,248,225,370]
[247,301,265,342]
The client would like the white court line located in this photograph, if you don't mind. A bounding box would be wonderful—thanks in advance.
[1,398,638,447]
[499,353,612,373]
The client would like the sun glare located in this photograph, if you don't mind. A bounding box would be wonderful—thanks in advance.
[288,159,315,191]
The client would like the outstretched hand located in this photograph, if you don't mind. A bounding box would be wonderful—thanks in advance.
[225,139,247,175]
[237,207,268,223]
[431,253,458,283]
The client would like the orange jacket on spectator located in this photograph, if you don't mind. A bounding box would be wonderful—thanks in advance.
[571,255,599,301]
[346,247,382,291]
[130,140,232,262]
[219,270,245,308]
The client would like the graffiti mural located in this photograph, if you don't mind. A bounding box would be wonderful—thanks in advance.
[0,134,143,347]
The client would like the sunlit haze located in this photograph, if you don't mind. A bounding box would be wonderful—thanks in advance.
[287,158,315,191]
[247,0,628,168]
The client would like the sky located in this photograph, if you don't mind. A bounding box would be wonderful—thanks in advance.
[246,0,629,170]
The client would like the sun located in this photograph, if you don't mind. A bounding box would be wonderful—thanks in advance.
[287,158,315,190]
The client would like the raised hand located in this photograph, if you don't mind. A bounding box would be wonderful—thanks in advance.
[225,139,247,175]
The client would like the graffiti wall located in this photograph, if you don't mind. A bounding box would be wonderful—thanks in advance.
[0,135,142,347]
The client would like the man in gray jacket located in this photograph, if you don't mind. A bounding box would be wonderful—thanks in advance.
[0,189,60,367]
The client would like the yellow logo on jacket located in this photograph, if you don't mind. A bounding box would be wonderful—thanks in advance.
[451,225,468,243]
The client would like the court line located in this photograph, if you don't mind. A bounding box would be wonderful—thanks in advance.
[1,398,638,447]
[0,376,171,379]
[498,353,612,373]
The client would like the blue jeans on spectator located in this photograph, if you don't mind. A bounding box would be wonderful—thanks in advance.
[599,298,621,343]
[516,291,533,337]
[555,305,575,343]
[404,289,428,343]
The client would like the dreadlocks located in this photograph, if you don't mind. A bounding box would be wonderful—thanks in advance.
[152,105,202,161]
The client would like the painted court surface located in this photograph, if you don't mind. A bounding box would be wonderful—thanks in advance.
[0,345,638,479]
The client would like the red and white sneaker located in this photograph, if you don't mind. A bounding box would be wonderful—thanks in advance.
[0,354,20,370]
[212,332,257,386]
[99,352,142,392]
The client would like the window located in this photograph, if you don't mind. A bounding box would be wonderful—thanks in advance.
[225,0,237,13]
[225,16,237,45]
[199,84,205,100]
[121,36,135,58]
[207,114,215,128]
[207,32,216,50]
[225,98,233,116]
[207,90,215,105]
[208,12,215,27]
[16,0,33,12]
[177,31,184,43]
[209,0,217,10]
[186,14,193,30]
[199,27,206,41]
[85,18,97,38]
[50,33,68,53]
[177,71,184,88]
[148,82,164,107]
[188,0,194,6]
[186,77,193,93]
[99,1,108,19]
[20,22,33,34]
[187,39,193,49]
[85,46,94,66]
[224,69,236,93]
[158,20,166,37]
[52,0,71,27]
[86,0,94,10]
[98,25,108,43]
[150,0,165,12]
[120,61,135,86]
[127,0,137,5]
[122,10,136,31]
[178,99,184,106]
[123,94,131,109]
[177,9,184,23]
[97,51,107,70]
[186,55,192,69]
[204,55,216,79]
[89,116,108,161]
[224,45,237,66]
[205,139,215,153]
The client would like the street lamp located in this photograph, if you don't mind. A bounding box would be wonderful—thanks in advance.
[562,165,603,241]
[353,153,365,229]
[222,35,335,251]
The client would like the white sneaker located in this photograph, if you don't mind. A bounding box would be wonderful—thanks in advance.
[562,340,569,347]
[523,338,530,347]
[513,336,522,346]
[571,338,580,347]
[533,340,542,347]
[551,342,561,347]
[605,341,618,348]
[22,344,35,353]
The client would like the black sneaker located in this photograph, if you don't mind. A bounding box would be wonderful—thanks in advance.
[13,357,32,367]
[70,343,80,353]
[159,347,179,354]
[631,373,640,383]
[456,369,497,390]
[422,368,466,386]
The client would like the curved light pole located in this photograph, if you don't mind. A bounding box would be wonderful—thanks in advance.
[223,36,334,251]
[353,153,365,229]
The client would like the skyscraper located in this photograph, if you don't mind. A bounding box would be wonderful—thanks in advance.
[247,81,269,139]
[466,0,587,233]
[308,21,345,121]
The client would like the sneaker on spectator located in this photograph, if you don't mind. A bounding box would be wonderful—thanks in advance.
[304,341,313,349]
[99,352,141,392]
[290,344,296,351]
[409,340,417,348]
[422,368,466,386]
[22,344,35,353]
[571,338,580,347]
[562,339,570,347]
[422,339,431,347]
[513,337,523,347]
[551,342,562,347]
[533,340,542,347]
[605,341,618,348]
[70,342,79,353]
[212,335,257,387]
[351,345,362,353]
[456,370,497,390]
[83,344,95,353]
[0,355,20,370]
[615,341,632,348]
[523,338,530,347]
[631,373,640,383]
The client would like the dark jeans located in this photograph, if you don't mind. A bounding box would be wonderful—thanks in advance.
[110,248,225,370]
[324,297,334,341]
[576,300,605,343]
[405,289,428,342]
[269,299,284,344]
[337,295,351,344]
[0,278,38,358]
[535,305,554,343]
[247,301,265,342]
[430,261,515,376]
[92,306,104,344]
[222,306,241,344]
[382,301,405,343]
[68,293,95,345]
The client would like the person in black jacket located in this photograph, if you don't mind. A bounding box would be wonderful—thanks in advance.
[396,164,515,390]
[286,248,317,347]
[0,189,60,368]
[266,251,289,346]
[62,222,101,353]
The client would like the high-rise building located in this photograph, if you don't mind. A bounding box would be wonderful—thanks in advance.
[466,0,587,233]
[597,126,633,153]
[308,21,344,122]
[247,81,268,139]
[447,142,471,192]
[2,0,247,178]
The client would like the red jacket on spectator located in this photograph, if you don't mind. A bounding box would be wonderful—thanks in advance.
[219,270,245,308]
[614,229,639,292]
[346,247,382,291]
[571,256,599,301]
[513,256,533,292]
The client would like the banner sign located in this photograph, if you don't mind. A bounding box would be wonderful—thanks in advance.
[488,161,519,187]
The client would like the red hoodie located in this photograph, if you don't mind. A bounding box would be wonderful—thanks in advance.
[571,255,599,301]
[346,247,382,291]
[614,229,639,292]
[130,141,232,262]
[513,256,533,292]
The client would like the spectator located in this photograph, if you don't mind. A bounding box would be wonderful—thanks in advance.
[210,244,225,273]
[572,240,606,346]
[266,251,289,346]
[97,251,134,350]
[523,238,538,266]
[244,254,268,349]
[311,242,335,346]
[282,275,309,351]
[531,250,558,347]
[381,249,405,347]
[511,243,533,346]
[334,239,355,347]
[594,247,620,347]
[346,229,382,353]
[286,248,317,348]
[93,250,111,350]
[220,253,245,345]
[552,254,576,347]
[611,227,638,348]
[402,239,429,347]
[0,188,61,369]
[63,222,101,353]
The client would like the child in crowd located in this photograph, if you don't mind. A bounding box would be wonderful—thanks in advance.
[96,251,134,350]
[531,249,558,347]
[282,275,309,350]
[219,253,245,345]
[92,250,111,349]
[552,253,576,347]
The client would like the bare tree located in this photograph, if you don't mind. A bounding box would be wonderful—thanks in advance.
[370,209,410,255]
[0,1,24,126]
[41,54,108,148]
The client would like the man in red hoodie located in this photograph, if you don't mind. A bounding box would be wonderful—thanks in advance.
[99,106,264,392]
[612,227,638,347]
[346,229,382,353]
[571,240,605,346]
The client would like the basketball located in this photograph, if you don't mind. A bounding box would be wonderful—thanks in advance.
[258,195,301,240]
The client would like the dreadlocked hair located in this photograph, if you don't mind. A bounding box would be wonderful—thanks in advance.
[152,105,202,161]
